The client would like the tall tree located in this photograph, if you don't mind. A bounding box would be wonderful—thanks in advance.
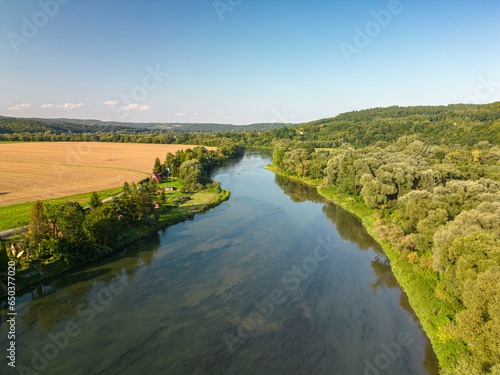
[83,205,118,248]
[26,200,49,256]
[159,190,166,205]
[89,191,102,210]
[153,157,162,173]
[122,181,130,195]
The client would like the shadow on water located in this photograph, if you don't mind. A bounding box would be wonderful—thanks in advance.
[1,232,162,332]
[274,173,325,204]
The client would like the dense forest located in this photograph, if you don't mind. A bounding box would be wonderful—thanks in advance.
[0,116,147,135]
[253,102,500,148]
[0,116,287,136]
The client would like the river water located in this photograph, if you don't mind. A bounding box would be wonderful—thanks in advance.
[1,149,439,375]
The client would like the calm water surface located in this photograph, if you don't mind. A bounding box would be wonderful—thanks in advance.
[1,150,439,374]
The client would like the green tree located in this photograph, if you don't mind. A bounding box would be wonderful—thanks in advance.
[122,181,130,195]
[44,202,92,264]
[153,157,162,173]
[447,267,500,372]
[179,159,208,191]
[26,200,49,257]
[83,205,118,248]
[89,191,102,210]
[159,190,166,205]
[164,152,181,177]
[338,152,357,195]
[360,174,393,208]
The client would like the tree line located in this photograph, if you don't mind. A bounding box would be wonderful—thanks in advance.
[2,102,499,149]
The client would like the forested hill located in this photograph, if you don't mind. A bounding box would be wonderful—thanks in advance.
[0,116,146,135]
[284,102,500,147]
[1,102,498,147]
[0,116,288,134]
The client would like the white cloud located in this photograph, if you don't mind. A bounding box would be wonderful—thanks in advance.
[104,100,118,105]
[175,112,188,116]
[122,104,150,111]
[192,112,199,116]
[41,102,84,109]
[7,103,30,111]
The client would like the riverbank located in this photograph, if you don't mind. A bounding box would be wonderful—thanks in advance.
[266,163,456,373]
[0,188,230,297]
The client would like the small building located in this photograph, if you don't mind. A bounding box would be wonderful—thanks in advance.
[150,172,162,183]
[165,186,176,191]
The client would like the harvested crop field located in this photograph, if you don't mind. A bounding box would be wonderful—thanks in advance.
[0,142,214,207]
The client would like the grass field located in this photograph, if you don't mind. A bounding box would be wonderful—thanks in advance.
[0,142,214,207]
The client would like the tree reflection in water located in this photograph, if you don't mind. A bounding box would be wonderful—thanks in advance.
[16,232,161,332]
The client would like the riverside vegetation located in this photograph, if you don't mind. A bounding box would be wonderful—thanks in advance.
[0,144,242,294]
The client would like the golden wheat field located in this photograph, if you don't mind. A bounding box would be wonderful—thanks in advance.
[0,142,215,207]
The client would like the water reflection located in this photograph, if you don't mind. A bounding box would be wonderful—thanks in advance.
[273,173,325,204]
[15,233,161,334]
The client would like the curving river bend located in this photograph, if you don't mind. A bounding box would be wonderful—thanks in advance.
[1,149,439,375]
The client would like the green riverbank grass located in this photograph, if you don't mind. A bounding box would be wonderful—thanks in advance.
[266,164,464,371]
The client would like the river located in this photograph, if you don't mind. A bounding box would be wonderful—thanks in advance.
[0,149,439,375]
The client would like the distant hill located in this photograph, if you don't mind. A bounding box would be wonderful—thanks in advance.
[0,116,145,134]
[0,116,289,133]
[3,102,499,146]
[284,102,500,147]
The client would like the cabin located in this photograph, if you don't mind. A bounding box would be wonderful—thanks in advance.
[150,172,162,183]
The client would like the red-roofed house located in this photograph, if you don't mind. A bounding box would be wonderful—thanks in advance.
[150,172,162,183]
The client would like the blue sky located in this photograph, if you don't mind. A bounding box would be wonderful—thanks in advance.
[1,0,499,124]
